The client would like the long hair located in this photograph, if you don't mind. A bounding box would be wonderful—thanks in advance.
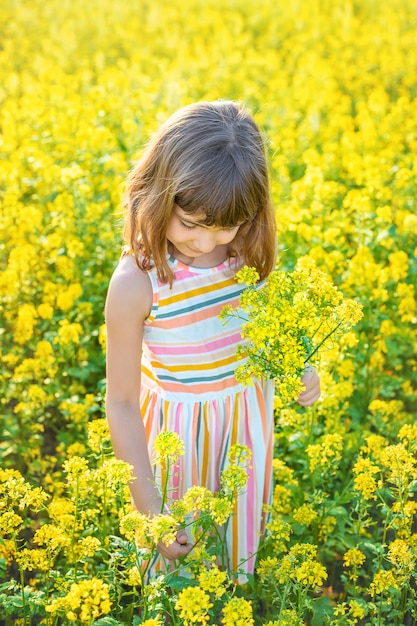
[123,100,277,285]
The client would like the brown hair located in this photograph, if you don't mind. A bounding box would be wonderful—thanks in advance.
[123,100,277,285]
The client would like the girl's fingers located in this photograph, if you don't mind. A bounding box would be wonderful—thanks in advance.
[176,530,189,545]
[297,389,320,406]
[297,367,321,406]
[157,536,193,560]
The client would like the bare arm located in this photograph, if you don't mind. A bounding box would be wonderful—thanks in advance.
[105,255,192,558]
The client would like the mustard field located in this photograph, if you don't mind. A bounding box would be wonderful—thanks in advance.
[1,0,417,624]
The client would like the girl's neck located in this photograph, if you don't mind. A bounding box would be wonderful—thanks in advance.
[168,243,230,268]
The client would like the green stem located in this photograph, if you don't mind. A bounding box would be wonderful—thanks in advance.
[166,594,180,626]
[277,582,291,621]
[14,537,27,626]
[160,458,171,513]
[70,476,80,581]
[102,479,108,540]
[305,321,343,362]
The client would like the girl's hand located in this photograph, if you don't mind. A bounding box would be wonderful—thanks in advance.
[157,529,193,561]
[297,365,321,407]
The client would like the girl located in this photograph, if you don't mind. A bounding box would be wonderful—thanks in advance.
[105,100,320,581]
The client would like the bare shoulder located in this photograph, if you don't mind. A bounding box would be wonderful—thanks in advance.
[105,254,153,324]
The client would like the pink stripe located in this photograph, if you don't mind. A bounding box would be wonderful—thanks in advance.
[166,268,191,281]
[191,405,199,485]
[171,404,182,499]
[211,399,220,493]
[152,301,234,329]
[244,392,255,558]
[151,332,242,355]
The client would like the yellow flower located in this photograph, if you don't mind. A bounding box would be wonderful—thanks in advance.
[369,569,399,597]
[34,524,71,552]
[37,303,54,319]
[0,512,24,535]
[153,431,185,465]
[272,458,297,486]
[16,548,50,572]
[349,600,366,620]
[222,596,254,626]
[0,539,16,565]
[175,587,213,625]
[48,497,75,528]
[387,539,415,571]
[63,456,89,481]
[267,611,302,625]
[271,484,292,515]
[67,442,87,457]
[94,458,134,490]
[266,517,292,543]
[306,433,343,474]
[318,516,337,541]
[86,418,110,453]
[399,424,417,446]
[381,444,416,487]
[220,464,249,495]
[224,261,361,395]
[209,495,234,525]
[75,536,101,559]
[21,485,49,511]
[119,510,150,546]
[182,486,213,515]
[256,556,279,581]
[293,504,317,526]
[235,265,260,286]
[353,471,379,501]
[295,560,327,587]
[56,283,82,311]
[388,250,409,280]
[54,320,82,346]
[125,566,141,587]
[148,514,178,547]
[343,548,366,568]
[361,434,387,462]
[46,577,112,622]
[14,304,37,344]
[199,565,229,598]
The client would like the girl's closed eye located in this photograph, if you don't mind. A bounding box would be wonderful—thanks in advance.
[180,221,196,230]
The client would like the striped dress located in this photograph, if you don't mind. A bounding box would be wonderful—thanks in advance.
[140,254,275,582]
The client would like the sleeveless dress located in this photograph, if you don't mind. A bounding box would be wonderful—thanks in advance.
[140,254,275,582]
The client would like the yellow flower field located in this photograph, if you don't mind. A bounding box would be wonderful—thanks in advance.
[1,0,416,624]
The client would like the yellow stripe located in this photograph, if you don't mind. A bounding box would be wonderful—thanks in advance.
[159,277,235,306]
[163,399,168,429]
[231,398,239,571]
[142,363,157,382]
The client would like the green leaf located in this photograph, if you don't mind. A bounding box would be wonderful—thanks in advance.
[165,575,200,591]
[309,596,335,625]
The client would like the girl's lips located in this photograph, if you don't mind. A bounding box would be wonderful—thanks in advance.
[186,245,203,255]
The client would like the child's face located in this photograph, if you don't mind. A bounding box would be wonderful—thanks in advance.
[166,205,241,260]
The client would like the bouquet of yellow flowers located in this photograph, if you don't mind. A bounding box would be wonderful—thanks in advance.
[221,258,363,401]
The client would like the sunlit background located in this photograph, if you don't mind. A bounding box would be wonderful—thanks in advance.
[1,0,417,623]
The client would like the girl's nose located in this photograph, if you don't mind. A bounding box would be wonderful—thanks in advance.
[193,231,216,252]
